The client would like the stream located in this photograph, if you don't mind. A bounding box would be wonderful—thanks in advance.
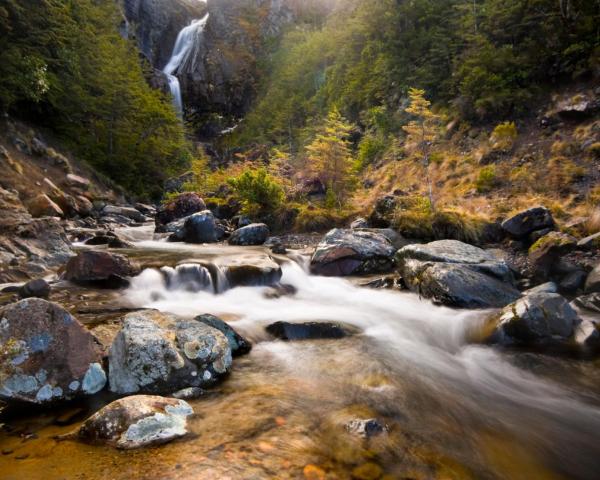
[1,225,600,479]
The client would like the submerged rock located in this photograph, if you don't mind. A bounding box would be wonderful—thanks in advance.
[108,310,232,395]
[396,240,519,308]
[487,292,580,346]
[76,395,193,449]
[266,321,357,340]
[311,229,397,276]
[65,251,138,288]
[501,206,555,239]
[0,298,106,405]
[228,223,269,246]
[195,314,251,356]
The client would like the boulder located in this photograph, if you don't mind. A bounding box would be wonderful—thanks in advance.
[350,218,369,229]
[311,229,397,276]
[0,298,106,405]
[108,310,232,395]
[572,293,600,314]
[76,395,193,449]
[584,264,600,293]
[228,223,269,246]
[66,174,91,190]
[396,240,520,308]
[170,210,225,243]
[65,251,138,288]
[102,205,146,223]
[556,95,600,119]
[266,321,358,340]
[134,203,156,216]
[18,278,50,299]
[528,231,577,280]
[501,207,555,239]
[217,254,282,287]
[195,314,251,356]
[487,292,580,346]
[155,193,206,231]
[27,194,64,218]
[368,195,398,228]
[559,270,587,292]
[575,319,600,352]
[524,282,558,295]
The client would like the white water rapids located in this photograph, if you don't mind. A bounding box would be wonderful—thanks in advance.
[123,247,600,478]
[162,13,209,116]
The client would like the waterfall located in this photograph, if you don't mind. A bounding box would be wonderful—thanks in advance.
[163,13,209,116]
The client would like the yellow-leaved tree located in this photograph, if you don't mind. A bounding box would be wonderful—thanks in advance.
[305,108,355,208]
[402,88,440,209]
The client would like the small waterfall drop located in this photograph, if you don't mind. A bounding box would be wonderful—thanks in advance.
[162,13,209,116]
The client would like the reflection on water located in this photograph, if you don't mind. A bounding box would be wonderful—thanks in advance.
[1,238,600,479]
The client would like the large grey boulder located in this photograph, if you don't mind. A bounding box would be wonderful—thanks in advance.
[170,210,225,243]
[108,310,232,395]
[396,240,520,308]
[488,292,580,346]
[76,395,193,449]
[501,207,555,239]
[228,223,269,246]
[0,299,106,405]
[584,264,600,293]
[195,314,251,356]
[311,229,397,276]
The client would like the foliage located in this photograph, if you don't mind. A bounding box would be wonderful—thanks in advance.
[475,166,498,193]
[228,168,285,214]
[0,0,189,198]
[305,108,356,207]
[490,122,518,150]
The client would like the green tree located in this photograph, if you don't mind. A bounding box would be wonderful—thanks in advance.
[402,88,440,209]
[305,108,355,208]
[228,168,285,214]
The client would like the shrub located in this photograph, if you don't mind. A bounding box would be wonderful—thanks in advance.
[227,168,285,214]
[294,205,350,232]
[356,134,386,169]
[490,122,517,150]
[475,166,498,193]
[547,157,586,191]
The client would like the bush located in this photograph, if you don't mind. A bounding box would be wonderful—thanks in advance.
[490,122,517,150]
[356,134,386,169]
[475,166,498,193]
[294,205,350,232]
[227,168,285,214]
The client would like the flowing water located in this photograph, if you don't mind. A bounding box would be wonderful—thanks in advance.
[163,14,209,116]
[1,228,600,479]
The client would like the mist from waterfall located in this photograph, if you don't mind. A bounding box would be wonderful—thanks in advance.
[163,13,209,116]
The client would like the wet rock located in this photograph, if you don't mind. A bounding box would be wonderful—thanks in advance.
[572,293,600,313]
[350,218,369,229]
[270,243,288,254]
[218,254,282,287]
[18,278,50,299]
[155,193,206,232]
[575,319,600,352]
[524,282,558,295]
[359,275,401,290]
[171,387,203,400]
[76,395,193,449]
[311,229,396,276]
[487,292,580,346]
[108,310,232,394]
[396,240,519,308]
[27,194,64,218]
[528,231,577,280]
[263,283,297,299]
[266,321,357,340]
[228,223,269,246]
[195,314,251,356]
[65,251,138,288]
[232,215,252,229]
[559,270,587,292]
[345,418,388,438]
[134,203,156,216]
[501,207,555,239]
[102,205,146,223]
[0,298,106,405]
[171,210,225,244]
[584,264,600,293]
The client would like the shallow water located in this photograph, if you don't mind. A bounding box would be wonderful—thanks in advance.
[1,233,600,479]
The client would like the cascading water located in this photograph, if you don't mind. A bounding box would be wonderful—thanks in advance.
[162,13,209,116]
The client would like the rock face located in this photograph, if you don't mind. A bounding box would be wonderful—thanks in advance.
[266,321,357,340]
[396,240,520,308]
[170,210,225,243]
[195,314,251,356]
[487,292,580,346]
[0,298,106,404]
[76,395,193,449]
[228,223,269,246]
[311,229,397,276]
[65,251,138,288]
[108,310,232,394]
[501,207,555,239]
[155,193,206,232]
